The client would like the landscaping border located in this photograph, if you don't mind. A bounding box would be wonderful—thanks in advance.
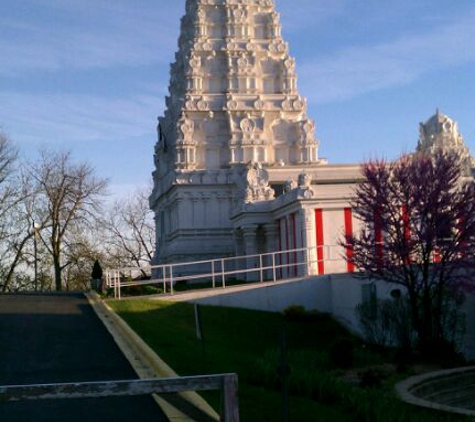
[85,291,219,422]
[396,366,475,417]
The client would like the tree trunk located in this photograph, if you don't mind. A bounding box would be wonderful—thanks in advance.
[419,289,435,355]
[53,254,62,291]
[2,235,32,292]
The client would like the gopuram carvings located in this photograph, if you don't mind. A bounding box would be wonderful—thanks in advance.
[150,0,325,265]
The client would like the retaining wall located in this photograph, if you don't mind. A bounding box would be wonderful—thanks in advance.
[191,274,475,360]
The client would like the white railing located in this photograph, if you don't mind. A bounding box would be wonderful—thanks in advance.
[0,374,240,422]
[105,245,347,299]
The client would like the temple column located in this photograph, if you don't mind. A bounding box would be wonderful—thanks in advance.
[264,222,280,280]
[301,207,317,276]
[242,224,259,281]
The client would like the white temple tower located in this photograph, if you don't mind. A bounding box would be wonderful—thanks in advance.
[417,109,474,175]
[150,0,323,265]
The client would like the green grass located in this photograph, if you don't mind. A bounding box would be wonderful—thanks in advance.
[109,299,474,422]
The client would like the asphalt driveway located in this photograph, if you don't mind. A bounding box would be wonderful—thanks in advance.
[0,293,168,422]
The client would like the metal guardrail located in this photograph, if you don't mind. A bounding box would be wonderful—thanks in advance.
[0,374,239,422]
[106,245,345,299]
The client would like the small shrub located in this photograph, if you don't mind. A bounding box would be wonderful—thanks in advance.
[121,284,163,297]
[359,369,383,389]
[282,305,307,321]
[104,287,114,297]
[357,296,414,349]
[329,338,354,369]
[173,279,188,291]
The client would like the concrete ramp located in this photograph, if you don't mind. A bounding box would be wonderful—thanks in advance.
[0,293,167,422]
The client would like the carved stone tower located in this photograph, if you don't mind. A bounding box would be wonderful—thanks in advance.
[417,109,474,175]
[150,0,323,265]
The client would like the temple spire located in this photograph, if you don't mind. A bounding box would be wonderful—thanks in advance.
[153,0,321,177]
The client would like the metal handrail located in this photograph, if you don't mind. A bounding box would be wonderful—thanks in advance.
[106,245,345,299]
[0,374,240,422]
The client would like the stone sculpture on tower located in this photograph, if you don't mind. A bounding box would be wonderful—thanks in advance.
[417,109,475,176]
[150,0,323,265]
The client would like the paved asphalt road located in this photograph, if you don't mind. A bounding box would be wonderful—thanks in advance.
[0,293,168,422]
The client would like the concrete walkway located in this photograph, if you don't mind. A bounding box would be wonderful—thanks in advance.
[0,293,168,422]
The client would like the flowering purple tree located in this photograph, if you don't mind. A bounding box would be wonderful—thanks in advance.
[347,151,475,353]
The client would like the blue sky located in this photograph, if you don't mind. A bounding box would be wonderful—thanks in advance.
[1,0,474,197]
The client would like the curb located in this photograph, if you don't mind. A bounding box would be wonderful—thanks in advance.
[85,291,219,422]
[396,366,475,416]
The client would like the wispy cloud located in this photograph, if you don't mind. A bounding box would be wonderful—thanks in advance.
[0,92,162,144]
[276,0,348,30]
[107,182,151,202]
[299,8,475,104]
[0,0,181,76]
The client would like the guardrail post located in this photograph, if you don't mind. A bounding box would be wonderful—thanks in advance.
[272,253,277,282]
[259,255,264,283]
[221,259,226,288]
[116,270,121,300]
[212,260,216,289]
[170,266,174,295]
[162,266,167,294]
[221,374,239,422]
[305,247,310,276]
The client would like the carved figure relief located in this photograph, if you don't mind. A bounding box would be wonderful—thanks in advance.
[298,172,312,189]
[284,58,295,72]
[270,12,280,25]
[227,99,238,110]
[246,42,257,52]
[227,41,239,51]
[237,54,249,68]
[302,120,316,143]
[284,178,296,193]
[179,117,194,142]
[233,8,247,21]
[296,172,314,198]
[254,99,265,110]
[197,8,206,23]
[244,163,275,202]
[282,99,293,111]
[185,99,196,111]
[269,40,286,54]
[189,54,201,70]
[197,99,208,111]
[240,118,256,132]
[293,99,304,110]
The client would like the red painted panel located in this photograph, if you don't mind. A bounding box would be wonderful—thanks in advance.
[344,208,355,273]
[315,209,325,275]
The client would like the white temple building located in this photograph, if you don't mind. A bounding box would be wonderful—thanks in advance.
[150,0,473,276]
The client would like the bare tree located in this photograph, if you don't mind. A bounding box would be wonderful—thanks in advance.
[346,151,475,354]
[0,132,17,183]
[28,150,108,291]
[0,132,19,239]
[0,132,34,292]
[102,187,154,276]
[63,225,106,291]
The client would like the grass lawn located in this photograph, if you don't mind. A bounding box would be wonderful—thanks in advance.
[109,299,474,422]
